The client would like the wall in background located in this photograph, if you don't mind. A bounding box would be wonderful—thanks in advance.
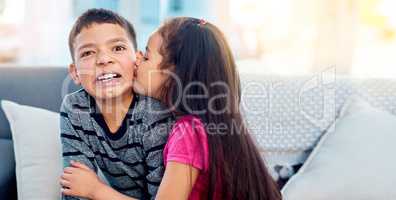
[0,0,395,78]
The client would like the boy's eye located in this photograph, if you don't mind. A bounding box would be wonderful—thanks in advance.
[80,51,94,58]
[113,45,126,52]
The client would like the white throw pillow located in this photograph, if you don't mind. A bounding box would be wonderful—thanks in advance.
[1,100,62,200]
[281,99,396,200]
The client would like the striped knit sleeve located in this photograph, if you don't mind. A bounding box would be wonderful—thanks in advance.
[142,117,174,200]
[60,95,97,200]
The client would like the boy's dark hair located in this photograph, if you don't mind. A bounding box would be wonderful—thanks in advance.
[68,8,137,61]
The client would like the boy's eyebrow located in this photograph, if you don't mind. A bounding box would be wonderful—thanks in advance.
[76,38,129,52]
[77,43,95,52]
[107,37,128,44]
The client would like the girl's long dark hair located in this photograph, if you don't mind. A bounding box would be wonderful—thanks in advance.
[157,17,281,200]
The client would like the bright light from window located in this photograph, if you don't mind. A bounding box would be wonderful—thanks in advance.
[377,0,396,27]
[0,0,24,24]
[351,0,396,78]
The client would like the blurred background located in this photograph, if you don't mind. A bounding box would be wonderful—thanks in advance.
[0,0,395,78]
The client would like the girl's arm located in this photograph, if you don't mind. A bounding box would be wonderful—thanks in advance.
[61,161,199,200]
[93,162,200,200]
[155,161,199,200]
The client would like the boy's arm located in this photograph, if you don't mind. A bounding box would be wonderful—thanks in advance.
[142,119,174,200]
[91,183,138,200]
[60,96,98,200]
[91,162,198,200]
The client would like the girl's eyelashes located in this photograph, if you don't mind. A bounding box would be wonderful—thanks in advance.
[143,52,149,61]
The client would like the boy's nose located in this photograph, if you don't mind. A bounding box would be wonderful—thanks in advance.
[96,52,114,66]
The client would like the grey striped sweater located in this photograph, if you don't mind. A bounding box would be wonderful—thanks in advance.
[60,89,175,200]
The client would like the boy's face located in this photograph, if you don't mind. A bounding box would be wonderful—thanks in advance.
[69,23,136,101]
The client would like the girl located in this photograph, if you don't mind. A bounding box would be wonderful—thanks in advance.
[61,17,281,200]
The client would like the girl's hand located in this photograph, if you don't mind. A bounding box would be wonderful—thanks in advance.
[60,161,105,199]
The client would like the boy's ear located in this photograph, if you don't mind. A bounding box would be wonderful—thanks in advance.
[68,63,81,85]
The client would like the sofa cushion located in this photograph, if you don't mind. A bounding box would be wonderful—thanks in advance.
[281,99,396,199]
[2,100,62,200]
[240,73,354,179]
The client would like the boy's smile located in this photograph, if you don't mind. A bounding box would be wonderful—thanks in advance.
[96,72,122,87]
[69,23,136,101]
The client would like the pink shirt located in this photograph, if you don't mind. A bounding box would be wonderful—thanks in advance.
[163,115,214,200]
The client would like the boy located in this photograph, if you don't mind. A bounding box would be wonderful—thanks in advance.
[60,8,174,200]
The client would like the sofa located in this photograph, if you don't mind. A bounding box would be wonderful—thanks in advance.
[1,66,396,199]
[0,67,79,199]
[240,72,396,180]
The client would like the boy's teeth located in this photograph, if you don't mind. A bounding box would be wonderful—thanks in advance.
[98,73,118,81]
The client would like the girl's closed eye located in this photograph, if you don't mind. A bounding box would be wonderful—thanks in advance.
[143,52,149,61]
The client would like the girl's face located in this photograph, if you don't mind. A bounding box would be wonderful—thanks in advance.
[134,32,170,99]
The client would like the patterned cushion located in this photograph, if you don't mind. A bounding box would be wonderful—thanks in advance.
[240,73,396,180]
[355,79,396,115]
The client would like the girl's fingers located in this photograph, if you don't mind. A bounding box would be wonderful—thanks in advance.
[61,173,72,181]
[60,179,71,188]
[63,167,74,174]
[61,188,74,196]
[70,161,91,171]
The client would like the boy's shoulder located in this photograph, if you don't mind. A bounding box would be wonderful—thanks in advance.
[133,94,175,125]
[61,89,92,112]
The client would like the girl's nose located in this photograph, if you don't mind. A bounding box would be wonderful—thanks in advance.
[135,51,144,66]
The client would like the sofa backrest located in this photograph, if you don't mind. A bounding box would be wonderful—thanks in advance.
[239,73,396,168]
[2,67,396,167]
[0,67,80,139]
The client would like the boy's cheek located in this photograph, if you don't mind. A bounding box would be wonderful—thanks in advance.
[125,50,137,62]
[76,66,98,83]
[76,61,97,73]
[119,57,137,70]
[130,52,137,62]
[121,53,136,63]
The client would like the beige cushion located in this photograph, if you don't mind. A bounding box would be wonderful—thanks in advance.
[2,100,62,200]
[282,99,396,200]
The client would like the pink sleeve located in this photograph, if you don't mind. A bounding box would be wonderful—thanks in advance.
[163,116,209,171]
